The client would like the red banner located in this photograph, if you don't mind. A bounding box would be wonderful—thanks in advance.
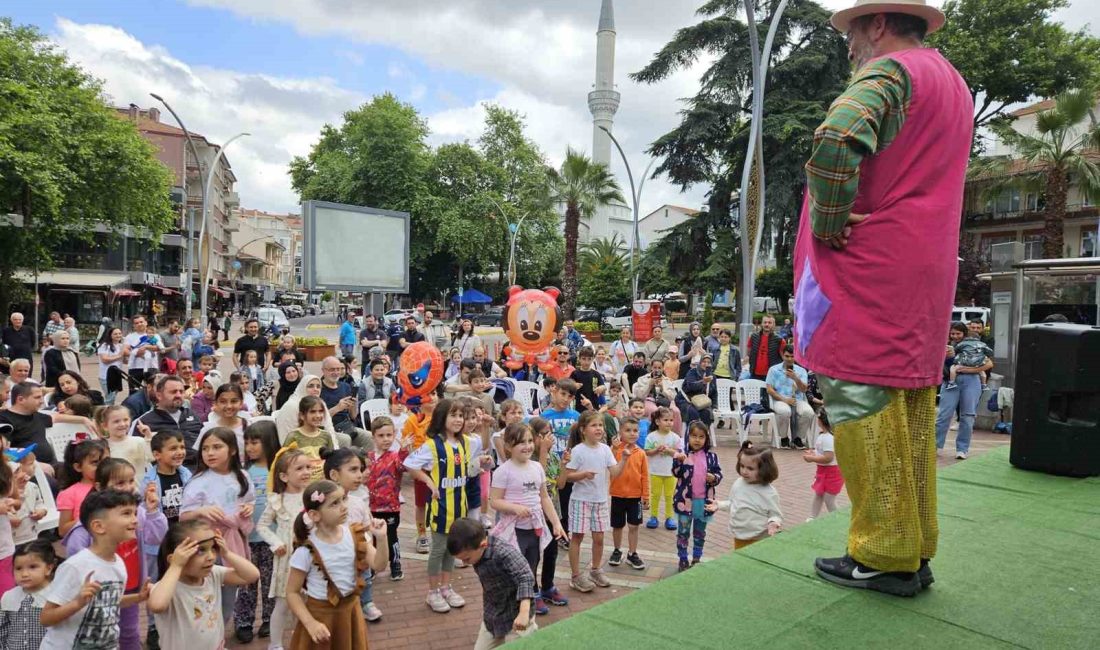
[632,300,662,342]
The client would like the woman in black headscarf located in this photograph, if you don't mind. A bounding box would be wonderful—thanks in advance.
[273,359,301,410]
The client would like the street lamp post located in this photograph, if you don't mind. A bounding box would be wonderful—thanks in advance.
[736,0,789,357]
[198,132,250,329]
[507,213,532,285]
[150,93,204,316]
[599,126,655,301]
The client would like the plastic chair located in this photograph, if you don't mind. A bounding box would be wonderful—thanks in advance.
[735,379,780,447]
[713,378,740,440]
[33,464,59,533]
[511,380,542,415]
[45,422,87,462]
[359,399,390,427]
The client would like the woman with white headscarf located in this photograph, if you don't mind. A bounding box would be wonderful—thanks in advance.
[273,373,340,449]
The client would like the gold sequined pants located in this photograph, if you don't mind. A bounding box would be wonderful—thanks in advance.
[833,387,937,573]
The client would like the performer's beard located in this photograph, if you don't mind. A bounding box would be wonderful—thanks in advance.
[849,41,875,74]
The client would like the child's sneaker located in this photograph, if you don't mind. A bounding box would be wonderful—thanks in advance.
[678,558,689,572]
[570,573,595,592]
[645,516,659,529]
[535,599,550,615]
[426,590,451,613]
[792,437,806,450]
[557,537,570,550]
[664,517,678,530]
[691,557,701,567]
[540,586,569,606]
[589,567,611,588]
[363,602,383,622]
[608,548,623,566]
[416,535,430,554]
[943,382,958,390]
[390,565,404,581]
[454,558,466,568]
[440,586,465,608]
[626,552,646,570]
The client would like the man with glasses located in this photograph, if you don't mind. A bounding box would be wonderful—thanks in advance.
[795,0,970,596]
[319,356,370,449]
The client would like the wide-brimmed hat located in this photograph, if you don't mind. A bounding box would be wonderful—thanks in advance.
[830,0,946,35]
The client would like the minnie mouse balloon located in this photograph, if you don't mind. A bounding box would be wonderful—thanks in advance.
[501,285,562,369]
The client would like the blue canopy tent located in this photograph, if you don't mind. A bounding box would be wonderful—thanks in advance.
[448,288,493,304]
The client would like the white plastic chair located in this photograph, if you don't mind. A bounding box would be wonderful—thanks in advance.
[33,464,59,532]
[735,379,780,447]
[359,399,390,427]
[46,422,88,462]
[713,378,740,440]
[511,380,542,415]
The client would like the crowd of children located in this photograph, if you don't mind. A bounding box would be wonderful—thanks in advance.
[0,333,844,649]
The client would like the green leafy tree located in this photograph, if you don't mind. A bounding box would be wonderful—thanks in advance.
[0,20,175,312]
[547,149,624,317]
[478,105,563,287]
[754,266,794,314]
[632,0,848,300]
[972,88,1100,258]
[578,235,631,312]
[929,0,1100,140]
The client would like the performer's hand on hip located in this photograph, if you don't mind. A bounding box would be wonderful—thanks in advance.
[827,213,870,250]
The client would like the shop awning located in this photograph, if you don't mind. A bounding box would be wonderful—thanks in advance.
[111,289,141,298]
[208,285,229,298]
[150,284,180,296]
[16,270,129,289]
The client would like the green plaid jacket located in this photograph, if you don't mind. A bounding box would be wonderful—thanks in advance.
[805,57,911,239]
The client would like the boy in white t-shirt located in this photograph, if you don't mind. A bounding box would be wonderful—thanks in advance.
[40,489,151,649]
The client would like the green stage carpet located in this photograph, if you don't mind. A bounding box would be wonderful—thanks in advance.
[517,447,1100,649]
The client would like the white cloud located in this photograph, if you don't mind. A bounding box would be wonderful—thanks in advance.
[52,18,366,213]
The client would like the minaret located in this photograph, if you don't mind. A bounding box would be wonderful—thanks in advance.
[588,0,619,167]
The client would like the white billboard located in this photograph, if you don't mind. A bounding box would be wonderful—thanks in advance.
[301,200,410,293]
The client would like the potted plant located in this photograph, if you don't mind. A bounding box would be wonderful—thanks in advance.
[574,320,602,342]
[270,336,334,362]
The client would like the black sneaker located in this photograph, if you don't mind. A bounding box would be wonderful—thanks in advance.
[235,627,254,644]
[814,555,920,597]
[391,565,405,581]
[919,559,934,589]
[626,552,646,570]
[691,557,701,567]
[147,628,160,650]
[608,548,623,566]
[558,537,570,550]
[258,622,270,638]
[792,437,806,450]
[677,558,689,572]
[780,437,791,449]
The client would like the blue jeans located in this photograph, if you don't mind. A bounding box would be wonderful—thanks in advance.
[935,374,981,454]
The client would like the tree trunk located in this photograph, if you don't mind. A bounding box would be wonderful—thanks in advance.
[1042,169,1069,259]
[562,203,580,318]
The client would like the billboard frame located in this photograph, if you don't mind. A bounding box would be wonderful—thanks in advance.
[301,200,410,294]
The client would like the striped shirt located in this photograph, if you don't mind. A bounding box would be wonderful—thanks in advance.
[805,57,911,239]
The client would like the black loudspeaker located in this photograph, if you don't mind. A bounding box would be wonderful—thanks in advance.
[1009,323,1100,477]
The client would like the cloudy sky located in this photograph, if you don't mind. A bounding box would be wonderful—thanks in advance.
[6,0,1098,216]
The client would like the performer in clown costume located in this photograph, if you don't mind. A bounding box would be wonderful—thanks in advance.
[793,0,972,596]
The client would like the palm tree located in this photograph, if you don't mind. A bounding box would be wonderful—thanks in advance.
[579,234,629,275]
[975,89,1100,258]
[547,149,624,317]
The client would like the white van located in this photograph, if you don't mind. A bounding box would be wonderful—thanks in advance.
[951,306,990,326]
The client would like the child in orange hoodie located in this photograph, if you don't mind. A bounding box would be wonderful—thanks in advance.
[401,395,436,553]
[608,416,650,570]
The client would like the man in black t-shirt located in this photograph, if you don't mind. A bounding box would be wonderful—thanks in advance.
[233,319,270,370]
[358,314,388,368]
[619,351,649,395]
[399,316,425,350]
[0,382,96,466]
[2,312,36,370]
[570,347,606,411]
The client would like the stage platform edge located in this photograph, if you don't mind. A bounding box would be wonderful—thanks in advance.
[515,446,1100,650]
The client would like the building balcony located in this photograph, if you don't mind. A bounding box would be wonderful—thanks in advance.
[964,203,1098,227]
[224,191,240,209]
[226,212,240,233]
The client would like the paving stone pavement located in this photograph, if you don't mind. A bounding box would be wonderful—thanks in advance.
[215,425,1009,650]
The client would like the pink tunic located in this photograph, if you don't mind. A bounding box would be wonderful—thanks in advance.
[793,48,974,389]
